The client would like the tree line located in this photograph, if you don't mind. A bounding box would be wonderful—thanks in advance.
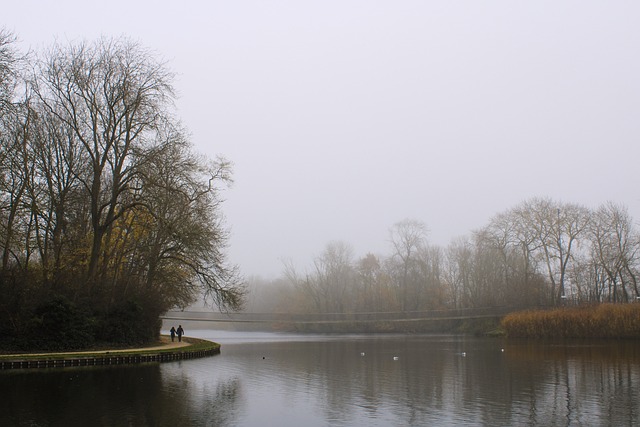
[0,31,244,350]
[246,198,640,321]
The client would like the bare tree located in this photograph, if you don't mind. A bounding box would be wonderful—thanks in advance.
[389,219,428,311]
[0,34,246,348]
[356,253,389,312]
[481,208,547,307]
[443,237,474,308]
[0,102,34,274]
[311,241,355,314]
[0,29,19,117]
[132,124,244,310]
[517,198,590,304]
[0,29,25,274]
[283,259,323,313]
[31,37,175,290]
[284,241,356,315]
[26,96,88,286]
[588,202,639,302]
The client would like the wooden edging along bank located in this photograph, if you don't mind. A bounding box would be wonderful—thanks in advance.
[0,338,220,370]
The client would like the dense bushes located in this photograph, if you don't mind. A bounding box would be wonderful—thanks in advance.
[20,296,96,351]
[94,300,162,346]
[2,290,164,352]
[501,304,640,339]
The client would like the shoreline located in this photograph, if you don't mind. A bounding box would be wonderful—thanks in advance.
[0,336,220,370]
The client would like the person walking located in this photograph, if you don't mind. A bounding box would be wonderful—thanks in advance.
[169,326,176,342]
[176,325,184,342]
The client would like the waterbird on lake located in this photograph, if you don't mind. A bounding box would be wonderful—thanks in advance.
[360,352,365,356]
[393,356,399,360]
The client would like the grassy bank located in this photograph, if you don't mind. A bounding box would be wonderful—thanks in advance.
[501,304,640,339]
[0,336,219,362]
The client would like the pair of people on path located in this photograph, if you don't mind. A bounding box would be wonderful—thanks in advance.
[169,325,184,342]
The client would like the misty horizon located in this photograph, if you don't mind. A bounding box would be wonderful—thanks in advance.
[6,1,640,278]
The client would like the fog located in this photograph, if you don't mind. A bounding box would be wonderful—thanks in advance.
[6,1,640,278]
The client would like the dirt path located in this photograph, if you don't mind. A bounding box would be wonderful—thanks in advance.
[103,335,191,353]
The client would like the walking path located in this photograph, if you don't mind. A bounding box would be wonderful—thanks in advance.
[6,335,191,357]
[0,336,217,370]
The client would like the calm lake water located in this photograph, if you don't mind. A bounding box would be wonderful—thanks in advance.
[1,330,639,426]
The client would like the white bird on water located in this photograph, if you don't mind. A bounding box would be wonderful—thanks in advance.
[393,356,399,361]
[360,352,365,356]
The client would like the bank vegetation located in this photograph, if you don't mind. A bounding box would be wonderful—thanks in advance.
[0,31,244,351]
[245,198,640,336]
[501,304,640,339]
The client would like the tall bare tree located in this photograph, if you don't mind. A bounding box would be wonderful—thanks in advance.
[0,29,19,117]
[588,202,639,302]
[389,219,428,311]
[517,198,590,304]
[356,253,390,312]
[31,38,174,290]
[0,101,36,275]
[132,123,244,310]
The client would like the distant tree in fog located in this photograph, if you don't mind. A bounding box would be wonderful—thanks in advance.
[388,219,428,311]
[243,276,293,313]
[268,198,640,325]
[477,209,546,307]
[586,202,639,302]
[282,242,358,314]
[479,198,639,305]
[442,238,469,308]
[356,253,392,312]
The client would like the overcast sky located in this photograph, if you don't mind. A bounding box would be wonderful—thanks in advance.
[6,1,640,278]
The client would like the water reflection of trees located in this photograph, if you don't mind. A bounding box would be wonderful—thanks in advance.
[0,362,242,427]
[253,338,640,426]
[502,340,640,426]
[3,339,637,425]
[1,365,172,426]
[161,362,242,426]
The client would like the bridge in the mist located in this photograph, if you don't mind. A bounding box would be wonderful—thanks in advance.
[161,306,515,326]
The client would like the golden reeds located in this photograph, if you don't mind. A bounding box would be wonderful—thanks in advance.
[501,304,640,339]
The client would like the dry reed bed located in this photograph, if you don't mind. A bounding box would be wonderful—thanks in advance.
[501,304,640,338]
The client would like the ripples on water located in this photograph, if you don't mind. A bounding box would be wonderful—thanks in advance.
[1,330,639,426]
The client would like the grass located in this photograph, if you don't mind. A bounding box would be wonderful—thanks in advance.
[456,317,504,336]
[501,303,640,339]
[0,336,220,361]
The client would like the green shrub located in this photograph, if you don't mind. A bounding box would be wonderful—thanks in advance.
[95,300,161,346]
[20,295,96,351]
